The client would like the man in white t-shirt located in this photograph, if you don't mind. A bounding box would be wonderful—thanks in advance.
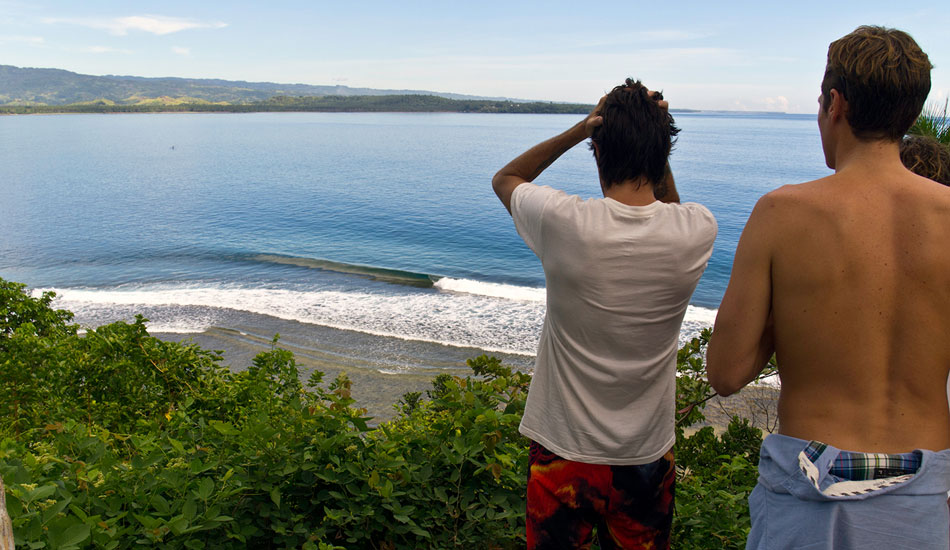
[492,80,717,550]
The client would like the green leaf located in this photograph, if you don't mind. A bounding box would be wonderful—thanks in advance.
[182,498,198,520]
[168,438,186,454]
[270,487,281,508]
[209,420,240,436]
[67,505,88,522]
[42,497,71,524]
[59,523,91,547]
[149,494,171,516]
[29,484,56,502]
[197,477,214,500]
[168,515,190,535]
[409,525,431,538]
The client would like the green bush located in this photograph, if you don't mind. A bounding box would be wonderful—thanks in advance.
[1,278,764,549]
[909,99,950,144]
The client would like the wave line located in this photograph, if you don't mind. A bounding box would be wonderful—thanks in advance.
[254,254,435,287]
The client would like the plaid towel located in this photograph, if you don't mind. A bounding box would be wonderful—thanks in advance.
[803,440,921,481]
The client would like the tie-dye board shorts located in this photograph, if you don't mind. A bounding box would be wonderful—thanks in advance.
[526,441,675,550]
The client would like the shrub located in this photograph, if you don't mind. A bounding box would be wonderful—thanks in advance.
[1,278,763,549]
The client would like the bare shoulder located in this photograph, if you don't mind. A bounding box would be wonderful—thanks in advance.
[749,178,832,220]
[910,172,950,203]
[767,175,837,202]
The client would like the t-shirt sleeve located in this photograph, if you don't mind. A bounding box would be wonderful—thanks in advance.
[677,202,718,265]
[682,202,718,247]
[510,183,558,256]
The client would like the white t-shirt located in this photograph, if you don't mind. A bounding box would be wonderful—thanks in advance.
[512,183,717,465]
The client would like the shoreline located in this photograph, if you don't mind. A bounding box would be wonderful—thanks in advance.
[154,321,780,432]
[157,327,444,423]
[155,317,535,423]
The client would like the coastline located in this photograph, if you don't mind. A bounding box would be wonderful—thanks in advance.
[154,319,779,432]
[155,316,535,423]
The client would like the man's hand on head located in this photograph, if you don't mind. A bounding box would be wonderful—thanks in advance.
[584,95,607,137]
[493,84,673,213]
[645,89,678,203]
[648,90,669,111]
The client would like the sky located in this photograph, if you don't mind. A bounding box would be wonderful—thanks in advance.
[1,0,948,114]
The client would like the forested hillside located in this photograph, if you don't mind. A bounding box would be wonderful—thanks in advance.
[0,64,505,106]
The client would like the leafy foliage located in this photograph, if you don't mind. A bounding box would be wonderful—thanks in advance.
[1,278,765,548]
[671,329,773,549]
[909,99,950,144]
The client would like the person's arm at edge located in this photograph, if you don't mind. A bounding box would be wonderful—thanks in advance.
[706,194,776,396]
[654,163,680,203]
[492,96,605,214]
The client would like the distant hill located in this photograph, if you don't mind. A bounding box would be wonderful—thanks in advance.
[0,65,512,106]
[0,94,596,115]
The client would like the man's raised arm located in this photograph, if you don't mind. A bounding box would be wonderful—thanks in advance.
[654,163,680,203]
[492,96,605,213]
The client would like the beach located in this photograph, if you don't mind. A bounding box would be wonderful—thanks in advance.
[155,310,535,423]
[156,315,780,432]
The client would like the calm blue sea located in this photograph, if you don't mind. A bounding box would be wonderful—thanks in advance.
[0,111,827,371]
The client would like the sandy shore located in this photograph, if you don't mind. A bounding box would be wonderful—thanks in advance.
[704,384,781,434]
[156,319,534,423]
[157,321,779,431]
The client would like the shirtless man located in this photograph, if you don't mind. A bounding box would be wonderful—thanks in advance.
[706,26,950,548]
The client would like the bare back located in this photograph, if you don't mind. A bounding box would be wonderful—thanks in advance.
[768,163,950,452]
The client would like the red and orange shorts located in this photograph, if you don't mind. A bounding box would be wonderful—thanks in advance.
[527,441,675,550]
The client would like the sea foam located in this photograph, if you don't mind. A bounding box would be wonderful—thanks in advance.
[37,283,717,357]
[433,277,545,302]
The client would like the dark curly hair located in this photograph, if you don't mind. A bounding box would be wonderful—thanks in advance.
[589,78,680,192]
[900,135,950,186]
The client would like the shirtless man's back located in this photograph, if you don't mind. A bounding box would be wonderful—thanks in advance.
[707,26,950,548]
[752,153,950,453]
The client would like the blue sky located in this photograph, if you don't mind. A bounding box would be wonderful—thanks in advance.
[2,1,948,114]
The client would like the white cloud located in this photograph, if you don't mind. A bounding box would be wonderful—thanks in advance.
[43,15,227,36]
[927,89,949,107]
[764,95,790,112]
[172,46,190,56]
[0,34,44,45]
[81,45,133,54]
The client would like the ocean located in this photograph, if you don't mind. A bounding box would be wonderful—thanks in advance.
[0,111,827,381]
